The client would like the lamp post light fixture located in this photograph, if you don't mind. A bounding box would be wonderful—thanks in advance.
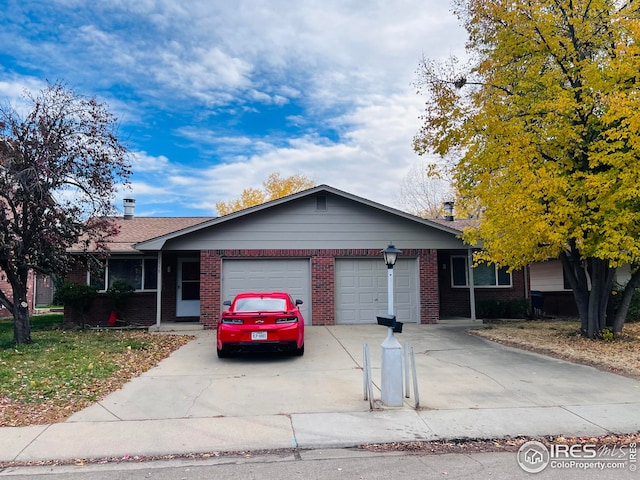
[380,243,403,407]
[382,244,402,315]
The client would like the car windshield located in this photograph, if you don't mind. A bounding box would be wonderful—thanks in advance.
[234,297,288,312]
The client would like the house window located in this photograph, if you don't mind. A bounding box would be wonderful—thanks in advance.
[451,256,512,288]
[89,256,158,291]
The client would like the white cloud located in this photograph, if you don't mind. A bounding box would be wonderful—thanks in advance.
[135,89,432,215]
[0,76,47,115]
[130,151,172,173]
[2,1,469,217]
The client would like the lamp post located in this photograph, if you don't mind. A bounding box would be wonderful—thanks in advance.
[380,244,403,406]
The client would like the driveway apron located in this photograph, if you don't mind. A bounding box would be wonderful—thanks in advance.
[67,323,640,421]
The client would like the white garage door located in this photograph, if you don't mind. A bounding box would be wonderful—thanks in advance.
[335,258,418,324]
[221,259,311,324]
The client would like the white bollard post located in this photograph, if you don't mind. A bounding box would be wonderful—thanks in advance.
[381,327,403,406]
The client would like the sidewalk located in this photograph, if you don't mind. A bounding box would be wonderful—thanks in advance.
[2,324,640,463]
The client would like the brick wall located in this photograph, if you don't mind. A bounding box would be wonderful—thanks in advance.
[437,250,528,318]
[200,250,221,329]
[419,249,439,323]
[311,253,335,325]
[199,248,440,328]
[67,248,544,327]
[64,264,159,327]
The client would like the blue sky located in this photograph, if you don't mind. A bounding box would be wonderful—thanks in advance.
[1,0,466,217]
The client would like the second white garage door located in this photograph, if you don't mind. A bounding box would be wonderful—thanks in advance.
[221,259,311,324]
[335,258,418,324]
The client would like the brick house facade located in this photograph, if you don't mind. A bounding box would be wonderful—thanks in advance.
[198,248,440,328]
[64,186,529,328]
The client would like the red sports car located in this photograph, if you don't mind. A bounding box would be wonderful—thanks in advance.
[216,292,305,358]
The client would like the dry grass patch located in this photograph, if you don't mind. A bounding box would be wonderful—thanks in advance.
[471,320,640,379]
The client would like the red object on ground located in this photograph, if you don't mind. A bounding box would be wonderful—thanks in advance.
[107,310,117,327]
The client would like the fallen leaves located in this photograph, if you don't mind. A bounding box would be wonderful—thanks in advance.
[0,332,194,427]
[359,433,640,454]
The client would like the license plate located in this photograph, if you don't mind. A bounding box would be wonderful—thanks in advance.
[251,331,267,341]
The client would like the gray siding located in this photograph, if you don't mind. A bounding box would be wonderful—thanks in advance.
[162,194,466,251]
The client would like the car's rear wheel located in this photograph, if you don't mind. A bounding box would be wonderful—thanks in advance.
[294,344,304,356]
[217,346,228,358]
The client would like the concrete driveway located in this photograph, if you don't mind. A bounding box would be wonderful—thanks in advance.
[68,323,640,422]
[4,323,640,463]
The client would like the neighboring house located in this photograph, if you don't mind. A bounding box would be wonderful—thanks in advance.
[65,185,529,328]
[34,272,56,307]
[529,259,632,317]
[0,270,35,318]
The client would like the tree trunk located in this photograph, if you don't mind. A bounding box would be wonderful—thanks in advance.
[613,268,640,334]
[560,250,589,332]
[12,287,32,345]
[560,251,615,339]
[586,258,615,338]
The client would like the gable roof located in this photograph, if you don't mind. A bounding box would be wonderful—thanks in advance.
[134,184,467,251]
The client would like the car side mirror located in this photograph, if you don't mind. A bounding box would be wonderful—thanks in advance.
[295,299,303,305]
[223,300,231,306]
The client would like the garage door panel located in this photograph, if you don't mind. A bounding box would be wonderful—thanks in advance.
[358,292,376,303]
[396,295,410,306]
[359,308,376,322]
[222,259,311,324]
[335,258,418,325]
[339,276,355,288]
[339,293,355,303]
[359,277,374,288]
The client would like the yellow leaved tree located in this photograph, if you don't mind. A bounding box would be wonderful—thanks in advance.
[216,173,316,216]
[415,0,640,338]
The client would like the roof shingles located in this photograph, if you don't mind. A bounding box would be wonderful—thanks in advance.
[71,217,214,253]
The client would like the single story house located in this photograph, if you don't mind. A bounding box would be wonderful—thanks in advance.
[65,185,529,328]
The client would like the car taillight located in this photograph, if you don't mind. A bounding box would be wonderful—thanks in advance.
[221,318,244,324]
[276,317,298,324]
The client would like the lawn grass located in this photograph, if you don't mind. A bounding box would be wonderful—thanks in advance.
[0,315,193,427]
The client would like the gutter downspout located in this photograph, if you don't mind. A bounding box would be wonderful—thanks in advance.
[468,248,477,321]
[155,251,163,328]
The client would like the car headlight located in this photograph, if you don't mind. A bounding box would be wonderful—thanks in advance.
[220,318,244,324]
[276,317,299,324]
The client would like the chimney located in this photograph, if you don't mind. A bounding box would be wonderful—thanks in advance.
[123,198,136,220]
[443,201,454,221]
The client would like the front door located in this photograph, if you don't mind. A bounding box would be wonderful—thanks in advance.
[176,258,200,317]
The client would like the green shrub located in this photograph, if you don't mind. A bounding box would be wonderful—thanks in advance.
[507,298,529,319]
[476,299,503,318]
[56,282,98,328]
[599,327,615,341]
[106,279,134,316]
[476,298,528,319]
